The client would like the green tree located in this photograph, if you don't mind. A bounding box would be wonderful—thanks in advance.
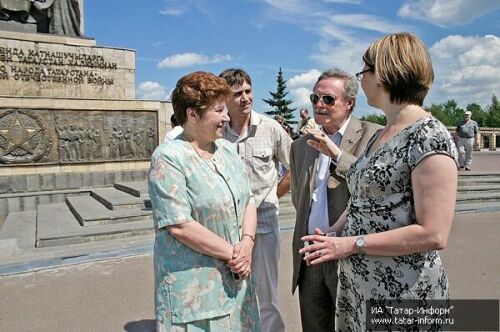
[426,99,463,126]
[443,99,464,126]
[485,95,500,127]
[262,67,297,125]
[360,113,386,126]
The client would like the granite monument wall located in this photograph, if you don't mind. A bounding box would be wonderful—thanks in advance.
[0,30,173,222]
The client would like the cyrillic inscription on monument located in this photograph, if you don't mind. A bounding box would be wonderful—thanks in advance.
[0,31,136,99]
[0,46,117,85]
[0,108,158,165]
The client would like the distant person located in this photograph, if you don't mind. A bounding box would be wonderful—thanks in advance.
[164,114,183,142]
[297,108,317,137]
[149,71,260,331]
[220,68,292,332]
[300,32,458,331]
[275,114,293,136]
[289,68,381,331]
[456,110,480,171]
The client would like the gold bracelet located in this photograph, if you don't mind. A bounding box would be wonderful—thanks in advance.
[242,233,255,242]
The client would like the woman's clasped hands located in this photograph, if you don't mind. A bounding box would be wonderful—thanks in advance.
[227,236,254,279]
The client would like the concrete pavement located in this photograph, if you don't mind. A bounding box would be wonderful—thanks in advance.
[1,150,499,331]
[1,211,499,332]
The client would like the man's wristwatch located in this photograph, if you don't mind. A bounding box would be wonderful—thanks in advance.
[355,236,365,254]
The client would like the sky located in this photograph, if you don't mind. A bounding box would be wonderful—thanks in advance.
[85,0,500,120]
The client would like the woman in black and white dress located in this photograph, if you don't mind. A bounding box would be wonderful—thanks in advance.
[300,32,458,330]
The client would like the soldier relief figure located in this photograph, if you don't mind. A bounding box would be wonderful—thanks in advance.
[0,0,82,36]
[106,125,156,162]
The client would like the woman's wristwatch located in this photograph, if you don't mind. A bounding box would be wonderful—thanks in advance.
[355,236,366,254]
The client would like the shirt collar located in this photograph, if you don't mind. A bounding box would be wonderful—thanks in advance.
[337,115,351,137]
[322,115,351,138]
[225,110,260,139]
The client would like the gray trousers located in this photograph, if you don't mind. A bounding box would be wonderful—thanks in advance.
[252,230,285,332]
[457,137,474,168]
[298,260,338,332]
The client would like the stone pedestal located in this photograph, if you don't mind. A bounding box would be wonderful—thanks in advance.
[0,30,172,223]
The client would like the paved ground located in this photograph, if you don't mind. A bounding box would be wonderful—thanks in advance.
[0,150,499,331]
[455,150,500,172]
[1,211,499,332]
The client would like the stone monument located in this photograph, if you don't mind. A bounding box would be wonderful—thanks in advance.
[0,0,83,36]
[0,1,171,248]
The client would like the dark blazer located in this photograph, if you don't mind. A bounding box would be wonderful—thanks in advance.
[290,116,382,293]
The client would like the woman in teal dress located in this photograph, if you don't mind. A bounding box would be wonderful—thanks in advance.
[149,71,260,331]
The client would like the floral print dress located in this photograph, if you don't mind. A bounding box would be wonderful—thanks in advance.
[336,117,458,331]
[149,137,260,331]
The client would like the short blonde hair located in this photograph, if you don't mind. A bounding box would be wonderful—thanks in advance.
[362,32,434,105]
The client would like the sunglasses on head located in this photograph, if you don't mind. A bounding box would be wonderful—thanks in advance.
[310,93,337,106]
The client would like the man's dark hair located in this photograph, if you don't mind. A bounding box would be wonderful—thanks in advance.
[219,68,252,87]
[170,114,179,127]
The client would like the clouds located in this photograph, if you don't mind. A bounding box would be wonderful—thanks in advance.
[157,53,233,69]
[286,69,321,109]
[429,35,500,105]
[398,0,500,27]
[260,0,407,75]
[160,0,209,16]
[137,81,167,100]
[288,69,322,88]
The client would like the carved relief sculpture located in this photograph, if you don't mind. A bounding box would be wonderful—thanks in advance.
[0,108,158,165]
[0,108,51,163]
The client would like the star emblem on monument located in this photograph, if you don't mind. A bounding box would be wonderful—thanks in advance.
[0,109,49,163]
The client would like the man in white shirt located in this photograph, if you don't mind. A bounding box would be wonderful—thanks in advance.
[220,68,292,332]
[290,68,382,331]
[164,114,183,142]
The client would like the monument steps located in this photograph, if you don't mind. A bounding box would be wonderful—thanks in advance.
[456,172,500,212]
[455,202,500,214]
[36,203,153,248]
[114,181,149,198]
[90,187,150,210]
[0,211,37,257]
[4,170,499,255]
[66,195,152,226]
[457,184,500,194]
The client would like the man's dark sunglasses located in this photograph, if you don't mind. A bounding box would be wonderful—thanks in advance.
[310,93,336,106]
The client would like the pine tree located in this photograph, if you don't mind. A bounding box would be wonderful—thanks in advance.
[262,67,297,125]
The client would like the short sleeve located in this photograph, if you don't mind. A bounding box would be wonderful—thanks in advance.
[275,125,292,170]
[407,118,459,170]
[148,146,195,229]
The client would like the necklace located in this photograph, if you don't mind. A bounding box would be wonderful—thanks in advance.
[190,142,215,159]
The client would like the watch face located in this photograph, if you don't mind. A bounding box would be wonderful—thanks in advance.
[356,237,365,247]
